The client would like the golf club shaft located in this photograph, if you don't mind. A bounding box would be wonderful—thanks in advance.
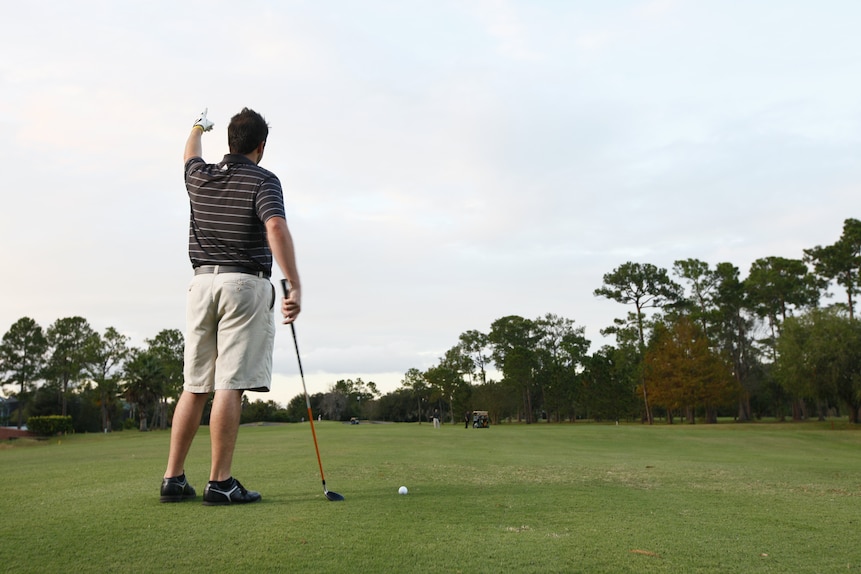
[282,280,329,488]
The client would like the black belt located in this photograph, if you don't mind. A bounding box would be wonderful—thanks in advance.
[194,265,270,279]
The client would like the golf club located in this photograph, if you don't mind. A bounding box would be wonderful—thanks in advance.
[281,279,344,502]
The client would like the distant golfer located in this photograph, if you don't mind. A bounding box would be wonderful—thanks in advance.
[160,108,302,505]
[433,408,441,429]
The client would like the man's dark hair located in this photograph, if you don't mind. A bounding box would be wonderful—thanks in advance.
[228,108,270,154]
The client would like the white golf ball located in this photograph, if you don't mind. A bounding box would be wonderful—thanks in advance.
[398,486,408,495]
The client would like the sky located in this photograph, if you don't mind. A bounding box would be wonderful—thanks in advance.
[1,0,859,406]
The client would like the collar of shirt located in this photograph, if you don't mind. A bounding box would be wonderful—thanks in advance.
[220,154,257,166]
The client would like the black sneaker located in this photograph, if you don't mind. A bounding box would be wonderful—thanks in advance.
[160,474,197,503]
[203,477,262,506]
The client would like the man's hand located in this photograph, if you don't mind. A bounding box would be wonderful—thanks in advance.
[193,108,214,132]
[281,288,301,324]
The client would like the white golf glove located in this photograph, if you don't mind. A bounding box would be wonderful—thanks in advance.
[193,108,214,132]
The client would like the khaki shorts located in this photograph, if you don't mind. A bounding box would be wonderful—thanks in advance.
[183,272,276,393]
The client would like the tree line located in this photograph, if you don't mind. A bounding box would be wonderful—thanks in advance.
[0,317,184,432]
[395,218,861,425]
[3,218,860,430]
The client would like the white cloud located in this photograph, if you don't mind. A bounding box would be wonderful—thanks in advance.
[472,0,543,61]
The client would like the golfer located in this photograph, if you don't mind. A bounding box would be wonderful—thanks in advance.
[160,108,302,505]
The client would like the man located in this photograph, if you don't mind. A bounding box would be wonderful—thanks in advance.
[160,108,301,505]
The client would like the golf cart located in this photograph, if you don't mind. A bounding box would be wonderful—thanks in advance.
[472,410,490,428]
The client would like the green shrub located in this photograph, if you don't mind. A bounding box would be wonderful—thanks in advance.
[27,415,74,436]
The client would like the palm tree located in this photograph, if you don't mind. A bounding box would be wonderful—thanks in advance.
[121,349,163,431]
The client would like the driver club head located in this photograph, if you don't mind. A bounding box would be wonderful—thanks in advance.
[325,489,345,502]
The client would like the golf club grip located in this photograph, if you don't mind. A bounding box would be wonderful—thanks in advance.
[280,279,302,359]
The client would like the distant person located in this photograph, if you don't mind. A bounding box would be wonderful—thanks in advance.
[433,408,441,429]
[160,108,302,505]
[465,411,471,429]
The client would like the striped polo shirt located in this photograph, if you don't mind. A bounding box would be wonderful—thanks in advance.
[185,154,286,273]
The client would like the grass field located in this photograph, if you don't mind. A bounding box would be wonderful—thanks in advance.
[2,420,861,573]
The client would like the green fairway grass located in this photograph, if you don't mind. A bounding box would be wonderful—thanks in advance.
[2,421,860,573]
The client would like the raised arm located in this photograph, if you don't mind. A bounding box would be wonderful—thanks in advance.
[184,108,213,162]
[184,127,204,162]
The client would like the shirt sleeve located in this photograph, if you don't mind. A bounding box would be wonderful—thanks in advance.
[184,157,206,182]
[256,175,287,223]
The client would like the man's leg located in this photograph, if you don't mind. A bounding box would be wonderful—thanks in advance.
[209,389,244,482]
[164,391,209,478]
